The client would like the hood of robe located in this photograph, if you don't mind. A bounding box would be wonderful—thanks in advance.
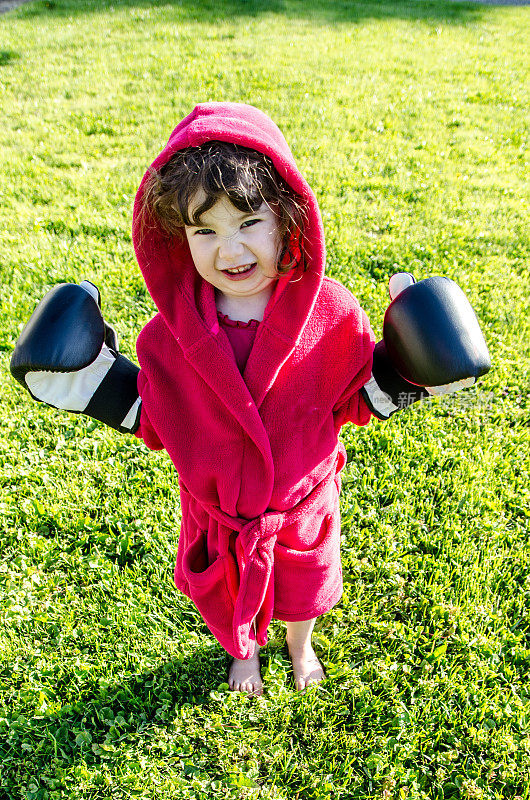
[132,102,325,348]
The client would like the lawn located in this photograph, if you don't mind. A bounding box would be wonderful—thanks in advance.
[0,0,529,798]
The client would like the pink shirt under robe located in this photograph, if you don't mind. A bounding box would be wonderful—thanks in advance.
[217,312,259,373]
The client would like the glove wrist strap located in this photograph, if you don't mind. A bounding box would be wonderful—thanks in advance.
[84,353,141,433]
[361,341,429,420]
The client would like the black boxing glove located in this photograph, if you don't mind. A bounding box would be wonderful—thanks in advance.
[10,281,141,433]
[361,273,491,420]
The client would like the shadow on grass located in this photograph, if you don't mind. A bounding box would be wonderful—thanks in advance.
[1,641,232,793]
[1,623,300,794]
[9,0,489,25]
[0,49,20,64]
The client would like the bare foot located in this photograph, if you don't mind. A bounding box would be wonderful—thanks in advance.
[228,646,262,695]
[287,643,325,692]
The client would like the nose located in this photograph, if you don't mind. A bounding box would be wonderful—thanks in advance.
[218,231,245,262]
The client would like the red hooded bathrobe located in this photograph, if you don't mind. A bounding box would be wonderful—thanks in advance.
[132,103,375,660]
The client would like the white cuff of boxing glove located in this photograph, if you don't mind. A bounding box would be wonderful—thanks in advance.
[25,343,116,412]
[121,397,142,431]
[426,376,475,396]
[362,374,399,419]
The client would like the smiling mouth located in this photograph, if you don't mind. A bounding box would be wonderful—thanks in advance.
[224,263,256,275]
[222,263,258,280]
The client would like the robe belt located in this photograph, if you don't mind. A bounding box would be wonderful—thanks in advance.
[203,470,339,658]
[204,504,284,657]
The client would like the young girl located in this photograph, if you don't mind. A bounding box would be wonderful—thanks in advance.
[130,102,379,695]
[12,102,489,695]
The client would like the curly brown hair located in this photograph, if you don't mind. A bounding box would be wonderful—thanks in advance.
[137,141,307,274]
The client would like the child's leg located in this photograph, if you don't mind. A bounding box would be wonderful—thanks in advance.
[285,618,325,691]
[228,643,262,696]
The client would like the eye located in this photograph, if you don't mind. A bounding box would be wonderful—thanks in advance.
[241,218,260,229]
[194,228,215,236]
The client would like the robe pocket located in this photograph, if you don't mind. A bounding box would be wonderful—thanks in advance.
[274,513,338,564]
[273,514,341,615]
[181,533,239,640]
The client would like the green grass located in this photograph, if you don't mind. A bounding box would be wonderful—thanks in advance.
[1,0,529,798]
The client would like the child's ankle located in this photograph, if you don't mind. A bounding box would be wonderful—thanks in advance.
[286,634,314,656]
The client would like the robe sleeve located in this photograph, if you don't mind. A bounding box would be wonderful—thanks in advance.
[133,370,165,451]
[332,302,377,428]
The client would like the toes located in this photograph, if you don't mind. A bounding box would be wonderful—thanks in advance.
[296,675,320,692]
[243,681,262,696]
[296,675,316,692]
[228,678,262,695]
[228,655,263,695]
[291,655,326,692]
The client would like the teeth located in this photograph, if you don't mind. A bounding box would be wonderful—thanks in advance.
[226,264,253,274]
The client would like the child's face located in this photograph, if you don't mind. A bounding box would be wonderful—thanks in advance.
[184,193,281,302]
